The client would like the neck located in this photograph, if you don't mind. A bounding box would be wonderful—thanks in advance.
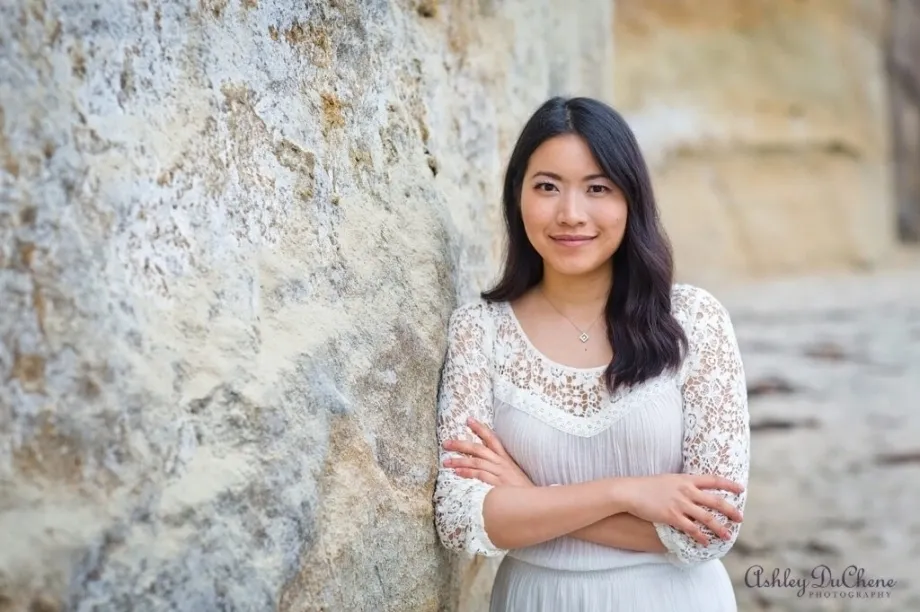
[538,262,613,315]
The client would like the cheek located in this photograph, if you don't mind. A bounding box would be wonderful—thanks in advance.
[598,200,628,230]
[520,195,552,234]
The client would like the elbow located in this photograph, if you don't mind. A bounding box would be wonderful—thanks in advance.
[434,520,506,558]
[433,478,506,558]
[689,525,742,565]
[655,523,742,568]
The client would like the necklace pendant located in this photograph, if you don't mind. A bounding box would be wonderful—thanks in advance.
[579,332,589,343]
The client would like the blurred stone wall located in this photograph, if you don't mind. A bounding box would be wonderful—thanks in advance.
[613,0,896,285]
[0,1,614,610]
[888,0,920,242]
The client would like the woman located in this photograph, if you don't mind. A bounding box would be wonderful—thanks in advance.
[433,96,750,611]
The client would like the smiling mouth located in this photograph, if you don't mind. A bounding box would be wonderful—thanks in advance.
[551,235,596,244]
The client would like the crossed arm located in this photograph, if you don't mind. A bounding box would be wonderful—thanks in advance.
[433,292,750,566]
[443,417,671,554]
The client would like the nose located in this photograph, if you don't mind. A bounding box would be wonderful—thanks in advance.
[556,189,588,226]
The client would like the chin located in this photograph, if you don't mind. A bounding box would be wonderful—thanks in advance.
[543,256,611,278]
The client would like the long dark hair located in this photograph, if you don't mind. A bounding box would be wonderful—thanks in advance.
[481,96,688,393]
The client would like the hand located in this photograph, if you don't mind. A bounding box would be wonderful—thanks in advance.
[620,474,745,546]
[442,418,534,488]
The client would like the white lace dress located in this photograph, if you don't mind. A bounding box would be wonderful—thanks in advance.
[433,284,750,612]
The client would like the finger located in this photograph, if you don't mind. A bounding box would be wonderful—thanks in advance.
[445,440,502,462]
[692,474,743,493]
[691,490,743,523]
[673,515,709,546]
[444,456,499,474]
[468,419,508,456]
[683,503,732,541]
[692,475,745,495]
[453,468,501,486]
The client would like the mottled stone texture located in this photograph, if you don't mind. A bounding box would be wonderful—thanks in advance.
[613,0,896,284]
[0,1,613,610]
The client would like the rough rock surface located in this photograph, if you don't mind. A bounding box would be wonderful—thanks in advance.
[0,1,614,610]
[715,264,920,611]
[613,0,896,285]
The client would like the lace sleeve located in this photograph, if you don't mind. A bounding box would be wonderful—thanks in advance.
[432,302,506,557]
[655,288,750,566]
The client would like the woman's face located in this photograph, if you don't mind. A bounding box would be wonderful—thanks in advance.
[520,134,628,278]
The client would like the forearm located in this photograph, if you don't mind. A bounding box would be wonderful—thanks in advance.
[482,479,629,550]
[569,513,667,553]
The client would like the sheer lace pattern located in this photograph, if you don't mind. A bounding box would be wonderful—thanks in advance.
[492,299,682,437]
[433,302,506,555]
[653,286,751,566]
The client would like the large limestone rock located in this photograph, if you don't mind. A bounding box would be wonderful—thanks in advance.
[0,1,613,610]
[613,0,897,285]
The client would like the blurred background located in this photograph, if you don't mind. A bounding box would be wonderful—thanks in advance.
[612,5,920,610]
[1,0,918,611]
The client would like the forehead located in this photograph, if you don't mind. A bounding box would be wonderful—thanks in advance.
[526,134,605,176]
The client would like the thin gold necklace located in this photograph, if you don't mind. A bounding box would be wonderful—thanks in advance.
[539,288,604,343]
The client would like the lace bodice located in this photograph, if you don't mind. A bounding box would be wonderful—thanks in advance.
[432,284,750,566]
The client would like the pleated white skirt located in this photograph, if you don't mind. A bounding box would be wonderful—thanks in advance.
[489,555,738,612]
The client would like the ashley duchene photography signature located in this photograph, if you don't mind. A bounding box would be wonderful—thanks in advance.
[745,564,898,599]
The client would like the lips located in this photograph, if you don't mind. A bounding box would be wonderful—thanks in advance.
[551,235,596,245]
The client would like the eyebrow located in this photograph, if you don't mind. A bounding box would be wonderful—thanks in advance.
[531,171,610,181]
